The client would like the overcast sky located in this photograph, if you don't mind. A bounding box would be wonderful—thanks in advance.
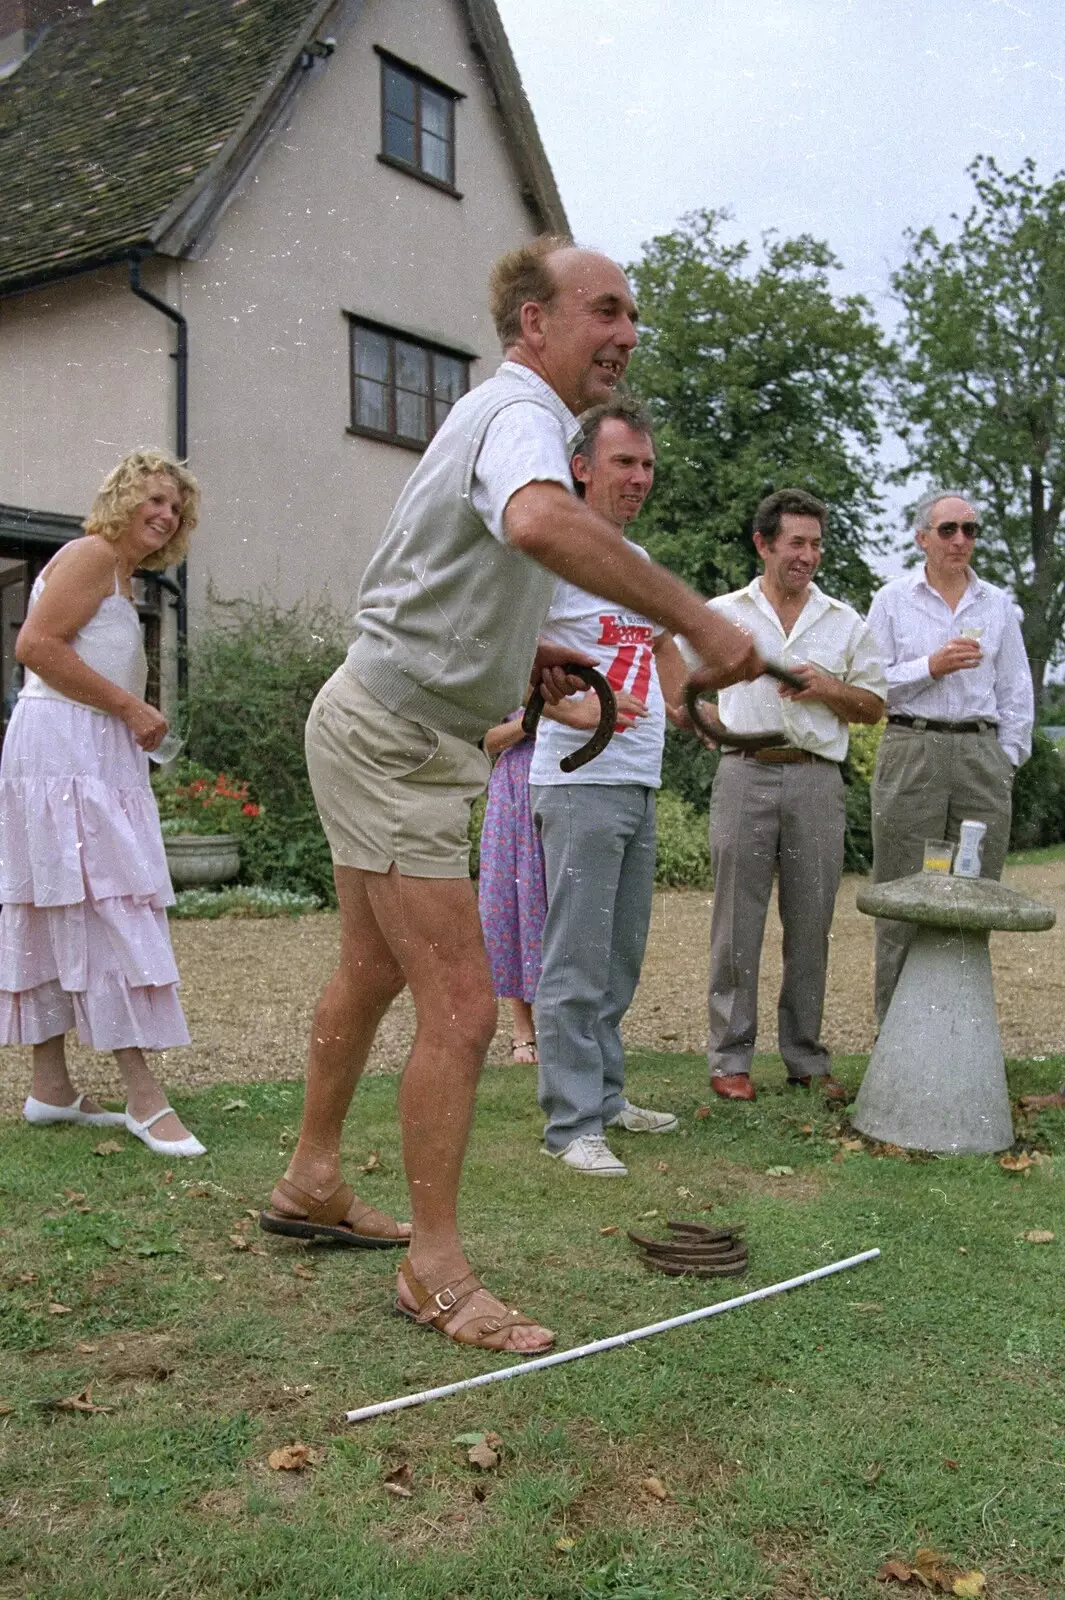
[494,0,1065,563]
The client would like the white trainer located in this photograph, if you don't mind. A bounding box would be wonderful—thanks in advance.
[544,1134,628,1177]
[23,1093,126,1129]
[124,1106,206,1159]
[606,1100,679,1135]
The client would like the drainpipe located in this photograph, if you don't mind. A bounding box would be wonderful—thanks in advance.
[128,255,189,697]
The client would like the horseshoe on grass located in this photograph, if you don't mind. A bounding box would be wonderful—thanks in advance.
[523,663,617,773]
[685,659,808,752]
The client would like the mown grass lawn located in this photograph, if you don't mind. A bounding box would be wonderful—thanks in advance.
[1,1050,1063,1600]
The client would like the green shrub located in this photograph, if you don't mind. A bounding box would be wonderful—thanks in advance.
[183,599,346,903]
[654,789,711,887]
[170,886,321,919]
[1010,728,1065,850]
[659,723,719,811]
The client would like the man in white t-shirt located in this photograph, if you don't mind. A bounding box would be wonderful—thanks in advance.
[532,398,689,1176]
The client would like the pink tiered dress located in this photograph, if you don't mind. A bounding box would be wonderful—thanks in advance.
[0,572,190,1050]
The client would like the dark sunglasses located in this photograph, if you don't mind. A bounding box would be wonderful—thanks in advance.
[932,520,979,540]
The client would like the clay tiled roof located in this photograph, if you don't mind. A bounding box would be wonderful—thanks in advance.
[0,0,331,293]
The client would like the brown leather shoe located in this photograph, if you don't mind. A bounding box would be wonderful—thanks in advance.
[789,1074,848,1103]
[711,1074,756,1102]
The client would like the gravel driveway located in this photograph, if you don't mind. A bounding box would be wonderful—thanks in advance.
[2,861,1063,1117]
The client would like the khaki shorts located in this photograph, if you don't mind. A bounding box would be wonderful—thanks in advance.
[305,663,491,878]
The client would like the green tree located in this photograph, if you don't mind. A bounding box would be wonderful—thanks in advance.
[892,156,1065,699]
[626,209,892,608]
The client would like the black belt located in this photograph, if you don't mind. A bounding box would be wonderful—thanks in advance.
[887,715,997,734]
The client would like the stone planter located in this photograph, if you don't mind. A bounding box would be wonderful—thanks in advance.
[163,833,240,889]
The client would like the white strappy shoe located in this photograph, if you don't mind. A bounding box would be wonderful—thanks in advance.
[23,1093,126,1128]
[124,1106,206,1158]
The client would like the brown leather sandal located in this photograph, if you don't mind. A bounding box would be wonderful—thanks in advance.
[395,1257,555,1353]
[258,1178,409,1248]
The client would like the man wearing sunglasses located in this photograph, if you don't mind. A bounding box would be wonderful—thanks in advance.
[866,490,1034,1024]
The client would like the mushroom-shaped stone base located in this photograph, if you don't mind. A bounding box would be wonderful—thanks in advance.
[852,874,1055,1156]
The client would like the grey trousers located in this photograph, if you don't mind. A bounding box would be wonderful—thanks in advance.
[871,724,1013,1024]
[532,783,656,1152]
[707,754,846,1080]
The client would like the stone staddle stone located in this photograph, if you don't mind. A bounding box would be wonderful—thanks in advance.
[852,873,1055,1155]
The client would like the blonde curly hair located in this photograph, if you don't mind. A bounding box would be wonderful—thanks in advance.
[83,449,200,571]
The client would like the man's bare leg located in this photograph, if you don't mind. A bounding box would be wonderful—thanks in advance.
[271,867,410,1232]
[364,867,553,1352]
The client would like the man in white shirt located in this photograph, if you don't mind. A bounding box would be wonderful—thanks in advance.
[532,398,690,1175]
[261,238,765,1356]
[700,489,887,1103]
[867,489,1034,1023]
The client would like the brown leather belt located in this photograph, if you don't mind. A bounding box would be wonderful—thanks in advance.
[724,747,831,765]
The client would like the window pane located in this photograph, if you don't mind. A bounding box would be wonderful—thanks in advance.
[354,327,389,383]
[355,376,389,433]
[394,340,428,395]
[383,65,415,118]
[420,130,451,183]
[433,354,467,405]
[383,110,416,166]
[420,86,450,139]
[395,387,428,442]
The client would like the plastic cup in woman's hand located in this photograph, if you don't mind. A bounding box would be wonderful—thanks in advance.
[147,730,185,765]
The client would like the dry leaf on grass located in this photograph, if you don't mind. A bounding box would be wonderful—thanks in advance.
[47,1302,72,1316]
[467,1440,501,1470]
[63,1189,86,1203]
[14,1272,37,1284]
[292,1264,316,1280]
[357,1151,381,1173]
[383,1462,414,1498]
[999,1152,1034,1174]
[676,1187,695,1200]
[206,1272,225,1282]
[766,1165,794,1177]
[655,1161,670,1173]
[641,1475,669,1501]
[229,1235,250,1251]
[1023,1229,1055,1244]
[840,1137,865,1152]
[599,1225,618,1236]
[92,1140,124,1157]
[49,1384,112,1416]
[875,1548,985,1594]
[75,1341,99,1354]
[267,1442,322,1472]
[222,1099,249,1112]
[0,1401,13,1415]
[694,1105,712,1120]
[555,1537,577,1552]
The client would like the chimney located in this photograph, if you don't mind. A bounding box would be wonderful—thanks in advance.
[0,0,95,78]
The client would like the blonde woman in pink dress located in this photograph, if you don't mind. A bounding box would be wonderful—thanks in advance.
[0,450,204,1158]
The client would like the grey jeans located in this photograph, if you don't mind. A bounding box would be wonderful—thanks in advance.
[871,724,1013,1023]
[707,753,846,1080]
[532,783,656,1152]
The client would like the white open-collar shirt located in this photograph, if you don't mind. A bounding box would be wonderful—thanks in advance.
[693,577,886,763]
[866,569,1034,767]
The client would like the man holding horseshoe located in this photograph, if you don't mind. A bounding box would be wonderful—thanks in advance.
[532,396,689,1176]
[258,237,766,1356]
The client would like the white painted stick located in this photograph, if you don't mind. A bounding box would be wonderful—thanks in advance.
[345,1247,880,1423]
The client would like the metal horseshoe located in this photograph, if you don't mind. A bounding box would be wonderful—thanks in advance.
[685,660,807,751]
[523,663,617,772]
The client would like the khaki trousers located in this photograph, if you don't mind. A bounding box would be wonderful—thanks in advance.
[707,754,846,1080]
[871,724,1013,1023]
